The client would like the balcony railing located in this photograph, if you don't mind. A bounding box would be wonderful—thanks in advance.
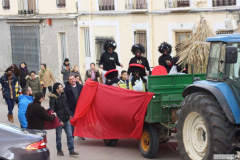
[99,0,115,11]
[57,0,66,8]
[18,0,37,15]
[125,0,148,10]
[165,0,190,8]
[3,0,10,9]
[212,0,236,7]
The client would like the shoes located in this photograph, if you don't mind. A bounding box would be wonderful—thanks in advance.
[7,114,10,121]
[81,137,85,140]
[69,151,79,155]
[57,151,64,156]
[9,115,14,123]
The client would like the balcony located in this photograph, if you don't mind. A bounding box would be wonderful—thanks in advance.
[165,0,191,11]
[57,0,66,8]
[18,0,37,15]
[212,0,236,7]
[99,0,115,11]
[2,0,10,9]
[125,0,148,11]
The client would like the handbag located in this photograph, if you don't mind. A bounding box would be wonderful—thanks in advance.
[44,108,61,130]
[133,79,144,92]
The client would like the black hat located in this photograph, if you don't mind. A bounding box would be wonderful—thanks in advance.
[158,42,172,55]
[104,40,117,52]
[131,44,145,55]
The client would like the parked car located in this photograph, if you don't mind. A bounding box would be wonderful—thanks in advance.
[0,122,50,160]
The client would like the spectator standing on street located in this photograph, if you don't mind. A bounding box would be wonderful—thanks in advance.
[19,62,29,88]
[99,40,123,84]
[5,64,21,81]
[64,75,83,138]
[70,65,82,84]
[0,71,17,123]
[61,58,72,83]
[38,63,56,98]
[18,87,34,128]
[49,82,79,156]
[27,92,56,130]
[85,62,100,82]
[26,71,42,96]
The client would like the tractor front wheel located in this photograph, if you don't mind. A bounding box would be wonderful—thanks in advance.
[103,139,118,147]
[177,92,237,160]
[139,124,159,158]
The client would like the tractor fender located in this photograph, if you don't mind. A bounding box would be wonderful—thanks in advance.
[182,81,240,124]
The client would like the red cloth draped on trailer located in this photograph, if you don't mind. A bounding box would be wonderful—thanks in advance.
[70,79,154,139]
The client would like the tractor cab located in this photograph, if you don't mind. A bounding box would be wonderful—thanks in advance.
[206,34,240,104]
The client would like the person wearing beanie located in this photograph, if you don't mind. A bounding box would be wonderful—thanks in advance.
[27,92,56,130]
[61,58,72,83]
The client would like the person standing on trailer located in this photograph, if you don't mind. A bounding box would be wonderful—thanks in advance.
[99,40,123,84]
[158,42,173,73]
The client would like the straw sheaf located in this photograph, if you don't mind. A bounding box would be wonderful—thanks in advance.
[176,17,215,73]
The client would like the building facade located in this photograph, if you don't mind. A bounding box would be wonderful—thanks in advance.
[1,0,240,81]
[0,0,79,82]
[77,0,240,76]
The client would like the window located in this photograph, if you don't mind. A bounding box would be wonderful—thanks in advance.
[95,37,114,66]
[10,26,40,73]
[84,28,91,58]
[206,42,222,80]
[212,0,236,7]
[134,31,147,58]
[18,0,37,15]
[99,0,114,11]
[3,0,10,9]
[216,30,234,34]
[59,33,67,64]
[125,0,148,10]
[176,32,192,45]
[57,0,66,8]
[165,0,190,8]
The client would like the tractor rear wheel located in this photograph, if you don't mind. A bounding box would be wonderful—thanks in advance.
[139,124,159,158]
[177,92,237,160]
[103,139,118,147]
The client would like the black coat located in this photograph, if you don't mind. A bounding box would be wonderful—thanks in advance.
[49,92,71,123]
[27,100,56,130]
[158,54,173,73]
[20,68,29,86]
[64,81,83,112]
[127,56,151,76]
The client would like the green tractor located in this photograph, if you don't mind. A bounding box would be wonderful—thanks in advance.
[177,34,240,160]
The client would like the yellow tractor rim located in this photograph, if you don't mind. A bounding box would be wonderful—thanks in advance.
[141,132,150,152]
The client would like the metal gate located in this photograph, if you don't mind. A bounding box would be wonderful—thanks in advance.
[10,26,40,73]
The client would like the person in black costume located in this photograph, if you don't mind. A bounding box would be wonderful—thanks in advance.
[158,42,173,73]
[127,44,151,77]
[99,40,123,84]
[130,65,147,87]
[105,69,120,87]
[172,56,188,74]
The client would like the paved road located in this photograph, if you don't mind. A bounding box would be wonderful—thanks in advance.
[0,95,180,160]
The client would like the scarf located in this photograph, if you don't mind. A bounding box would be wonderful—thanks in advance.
[40,69,46,81]
[91,70,95,80]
